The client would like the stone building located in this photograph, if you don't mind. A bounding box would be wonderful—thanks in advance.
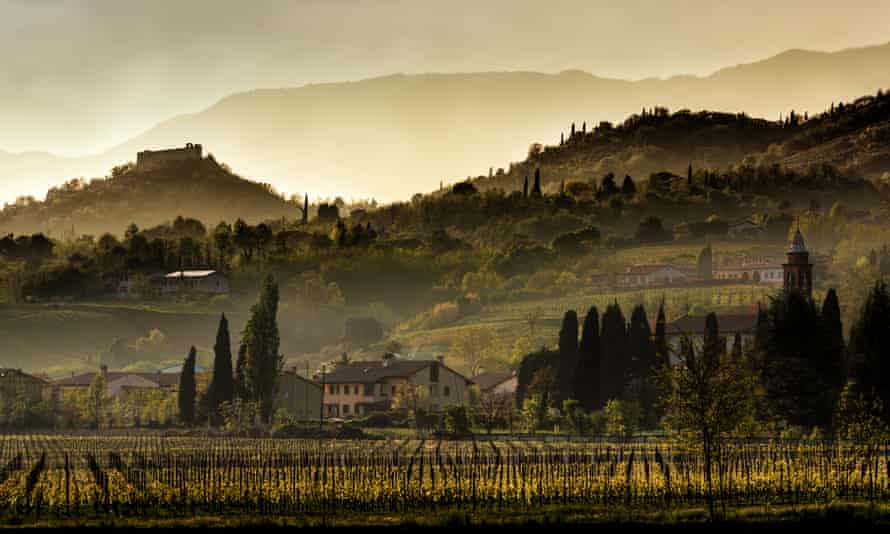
[318,354,472,418]
[136,143,202,172]
[273,367,323,421]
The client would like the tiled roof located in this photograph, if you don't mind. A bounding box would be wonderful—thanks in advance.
[164,270,219,279]
[471,372,515,391]
[624,264,695,276]
[321,360,433,384]
[0,369,47,383]
[665,313,758,335]
[54,371,180,388]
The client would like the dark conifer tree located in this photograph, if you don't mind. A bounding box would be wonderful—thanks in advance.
[302,194,309,224]
[687,163,693,186]
[621,175,636,196]
[600,302,629,404]
[570,122,575,137]
[556,310,579,403]
[178,347,197,426]
[532,169,542,197]
[574,306,601,411]
[627,305,656,380]
[560,133,565,146]
[731,332,743,361]
[207,313,234,424]
[239,274,282,421]
[523,176,529,198]
[654,302,669,369]
[702,312,722,368]
[763,292,835,427]
[848,281,890,422]
[821,289,845,376]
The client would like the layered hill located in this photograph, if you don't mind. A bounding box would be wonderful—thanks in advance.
[0,157,297,237]
[472,90,890,194]
[2,42,890,205]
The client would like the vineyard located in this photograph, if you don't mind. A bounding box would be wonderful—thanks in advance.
[0,435,888,524]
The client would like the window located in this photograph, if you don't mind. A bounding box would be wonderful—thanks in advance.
[430,363,439,383]
[429,384,438,397]
[342,404,350,415]
[364,384,375,396]
[444,386,450,397]
[391,385,396,395]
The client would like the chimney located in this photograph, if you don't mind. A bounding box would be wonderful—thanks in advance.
[382,353,395,368]
[99,365,108,378]
[436,355,444,364]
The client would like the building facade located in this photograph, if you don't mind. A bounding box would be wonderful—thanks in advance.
[273,368,323,421]
[319,354,472,418]
[619,264,695,287]
[714,262,783,284]
[661,312,759,364]
[162,270,230,295]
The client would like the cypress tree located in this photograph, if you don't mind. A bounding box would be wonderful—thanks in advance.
[523,176,529,198]
[731,332,743,361]
[628,305,658,424]
[556,310,579,403]
[302,194,309,224]
[532,169,542,197]
[600,302,629,404]
[234,344,248,400]
[821,289,845,375]
[848,281,890,423]
[627,305,656,380]
[178,347,197,426]
[208,313,234,424]
[574,306,601,411]
[702,312,722,369]
[239,274,283,421]
[654,302,669,369]
[621,175,636,196]
[687,163,693,186]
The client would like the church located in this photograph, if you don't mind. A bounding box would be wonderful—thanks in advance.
[782,228,813,298]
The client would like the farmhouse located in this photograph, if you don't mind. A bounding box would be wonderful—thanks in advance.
[273,367,323,421]
[318,354,472,418]
[471,370,518,407]
[619,264,695,287]
[714,261,783,284]
[162,270,229,295]
[53,365,180,400]
[661,312,759,363]
[0,368,48,404]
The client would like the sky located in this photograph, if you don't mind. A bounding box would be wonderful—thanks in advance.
[1,0,889,156]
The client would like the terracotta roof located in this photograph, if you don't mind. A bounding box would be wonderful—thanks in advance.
[0,369,47,384]
[472,372,515,391]
[320,358,469,384]
[624,264,695,276]
[665,313,758,335]
[54,371,180,388]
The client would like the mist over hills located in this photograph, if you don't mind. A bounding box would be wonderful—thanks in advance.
[2,41,890,207]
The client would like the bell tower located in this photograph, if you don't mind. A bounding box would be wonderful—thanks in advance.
[783,227,812,298]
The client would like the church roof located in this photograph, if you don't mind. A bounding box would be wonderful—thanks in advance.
[788,229,807,254]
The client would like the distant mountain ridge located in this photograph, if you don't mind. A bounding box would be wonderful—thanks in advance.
[2,41,890,207]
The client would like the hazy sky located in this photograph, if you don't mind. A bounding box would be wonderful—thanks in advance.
[2,0,889,155]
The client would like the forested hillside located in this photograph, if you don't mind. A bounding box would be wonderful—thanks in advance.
[0,156,297,237]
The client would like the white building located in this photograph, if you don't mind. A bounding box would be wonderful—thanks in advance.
[714,262,783,284]
[620,264,695,287]
[162,270,229,295]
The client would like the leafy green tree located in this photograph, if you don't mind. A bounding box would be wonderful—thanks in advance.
[178,347,197,426]
[238,274,283,421]
[561,399,589,435]
[573,306,601,411]
[207,313,234,424]
[659,335,757,520]
[84,372,111,430]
